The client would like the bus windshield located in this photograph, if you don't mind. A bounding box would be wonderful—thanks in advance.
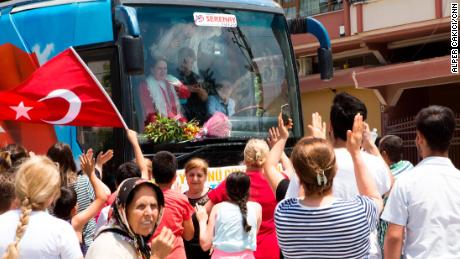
[132,5,301,142]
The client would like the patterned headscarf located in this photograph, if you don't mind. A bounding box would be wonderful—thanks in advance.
[98,177,164,259]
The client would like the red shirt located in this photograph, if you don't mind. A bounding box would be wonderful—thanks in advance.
[151,188,195,259]
[208,170,280,259]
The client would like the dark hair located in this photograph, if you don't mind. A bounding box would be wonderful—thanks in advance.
[415,105,455,152]
[178,47,196,62]
[53,187,77,221]
[0,172,16,214]
[330,92,367,141]
[3,144,28,167]
[290,137,337,196]
[0,151,12,173]
[379,135,404,163]
[47,142,77,186]
[152,151,178,184]
[152,56,167,68]
[116,162,142,187]
[225,171,252,233]
[215,78,232,90]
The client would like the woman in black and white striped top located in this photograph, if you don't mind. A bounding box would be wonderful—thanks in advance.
[274,114,383,258]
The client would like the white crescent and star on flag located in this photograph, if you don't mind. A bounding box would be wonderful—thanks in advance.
[8,89,82,124]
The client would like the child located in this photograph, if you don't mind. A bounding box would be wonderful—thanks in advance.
[207,79,235,117]
[0,171,17,215]
[149,151,195,259]
[53,153,109,247]
[0,156,82,258]
[196,172,262,259]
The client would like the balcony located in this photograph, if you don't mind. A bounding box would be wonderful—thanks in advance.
[291,0,452,53]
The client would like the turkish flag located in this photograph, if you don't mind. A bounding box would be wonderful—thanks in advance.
[0,48,126,128]
[0,43,57,153]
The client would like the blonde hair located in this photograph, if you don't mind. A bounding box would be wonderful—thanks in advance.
[184,158,208,175]
[3,156,60,259]
[244,139,269,168]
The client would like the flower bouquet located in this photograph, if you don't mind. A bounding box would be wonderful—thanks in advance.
[144,114,200,143]
[199,112,231,138]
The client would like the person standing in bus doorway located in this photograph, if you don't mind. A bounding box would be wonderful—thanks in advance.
[138,56,190,125]
[173,47,209,125]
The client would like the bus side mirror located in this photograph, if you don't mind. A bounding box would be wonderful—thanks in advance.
[288,17,333,80]
[115,5,144,75]
[318,48,333,80]
[122,35,144,75]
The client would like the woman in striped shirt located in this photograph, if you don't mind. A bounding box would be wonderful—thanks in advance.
[274,114,383,258]
[47,143,97,254]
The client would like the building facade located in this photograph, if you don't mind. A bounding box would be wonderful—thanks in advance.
[281,0,460,166]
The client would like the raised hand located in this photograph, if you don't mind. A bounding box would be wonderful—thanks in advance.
[307,112,327,139]
[195,205,208,223]
[80,153,95,176]
[150,227,175,259]
[126,129,138,143]
[277,113,292,139]
[267,127,280,148]
[346,113,364,156]
[85,148,94,160]
[361,122,380,156]
[96,149,114,168]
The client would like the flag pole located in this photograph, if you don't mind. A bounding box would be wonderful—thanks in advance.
[69,47,128,130]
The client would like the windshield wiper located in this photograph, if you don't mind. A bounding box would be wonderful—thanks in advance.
[224,14,264,117]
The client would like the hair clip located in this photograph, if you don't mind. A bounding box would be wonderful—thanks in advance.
[316,169,328,186]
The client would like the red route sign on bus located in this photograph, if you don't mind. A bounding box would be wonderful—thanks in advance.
[193,12,237,28]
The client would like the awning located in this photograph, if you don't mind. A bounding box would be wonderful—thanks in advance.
[299,55,460,106]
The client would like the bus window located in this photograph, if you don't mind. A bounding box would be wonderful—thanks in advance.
[131,6,301,140]
[77,54,115,154]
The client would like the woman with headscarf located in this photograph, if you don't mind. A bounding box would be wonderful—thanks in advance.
[86,177,175,259]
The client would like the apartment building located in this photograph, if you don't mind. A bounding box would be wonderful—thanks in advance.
[280,0,459,165]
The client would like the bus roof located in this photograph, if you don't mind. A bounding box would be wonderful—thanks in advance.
[122,0,283,14]
[1,0,284,14]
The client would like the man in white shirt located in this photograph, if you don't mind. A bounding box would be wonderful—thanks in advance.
[286,92,392,259]
[382,105,460,258]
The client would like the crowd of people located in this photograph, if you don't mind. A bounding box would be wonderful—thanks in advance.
[1,92,459,259]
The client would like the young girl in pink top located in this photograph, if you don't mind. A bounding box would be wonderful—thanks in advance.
[197,172,262,258]
[206,139,281,259]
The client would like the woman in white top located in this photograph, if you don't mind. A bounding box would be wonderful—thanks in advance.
[138,56,189,126]
[196,172,262,259]
[0,156,83,259]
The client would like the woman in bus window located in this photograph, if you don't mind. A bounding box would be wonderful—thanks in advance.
[138,56,190,125]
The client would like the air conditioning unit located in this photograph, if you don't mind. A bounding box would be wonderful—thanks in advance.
[297,57,313,76]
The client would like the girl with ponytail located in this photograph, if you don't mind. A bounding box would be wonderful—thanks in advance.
[0,156,83,259]
[196,172,261,259]
[204,139,280,259]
